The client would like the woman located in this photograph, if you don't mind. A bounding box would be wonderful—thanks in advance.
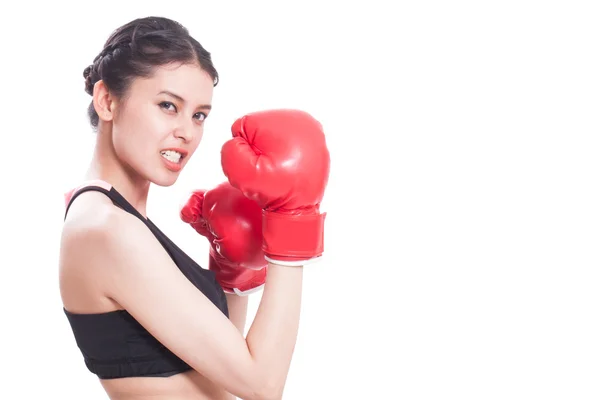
[59,16,330,400]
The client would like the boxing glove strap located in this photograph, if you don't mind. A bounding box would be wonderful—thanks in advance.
[262,210,326,260]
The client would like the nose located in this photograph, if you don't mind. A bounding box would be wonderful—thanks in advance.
[174,118,195,143]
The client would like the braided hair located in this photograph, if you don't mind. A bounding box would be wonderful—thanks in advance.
[83,16,218,128]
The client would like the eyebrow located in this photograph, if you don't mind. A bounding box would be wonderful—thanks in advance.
[158,90,212,110]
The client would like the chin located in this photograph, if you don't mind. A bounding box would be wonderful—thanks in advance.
[151,173,180,187]
[144,166,182,187]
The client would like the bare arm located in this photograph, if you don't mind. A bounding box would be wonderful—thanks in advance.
[226,294,249,334]
[75,209,301,400]
[246,265,303,395]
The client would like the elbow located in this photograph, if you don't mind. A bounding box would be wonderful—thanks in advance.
[247,376,284,400]
[254,388,283,400]
[235,356,287,400]
[261,383,284,400]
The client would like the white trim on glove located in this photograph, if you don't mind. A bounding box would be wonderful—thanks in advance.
[264,255,323,267]
[231,284,265,296]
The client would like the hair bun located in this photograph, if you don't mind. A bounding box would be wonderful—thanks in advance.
[83,65,94,96]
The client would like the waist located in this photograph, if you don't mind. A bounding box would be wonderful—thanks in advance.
[101,369,233,400]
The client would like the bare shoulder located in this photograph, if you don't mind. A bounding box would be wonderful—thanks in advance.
[61,190,132,264]
[62,190,121,238]
[59,190,147,309]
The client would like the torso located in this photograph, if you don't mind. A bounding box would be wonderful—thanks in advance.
[60,188,230,399]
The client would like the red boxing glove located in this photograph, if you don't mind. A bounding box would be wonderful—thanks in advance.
[221,109,330,266]
[180,182,267,295]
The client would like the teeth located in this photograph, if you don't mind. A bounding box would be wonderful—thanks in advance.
[161,150,182,163]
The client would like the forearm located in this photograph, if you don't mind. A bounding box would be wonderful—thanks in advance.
[226,293,249,335]
[245,263,303,397]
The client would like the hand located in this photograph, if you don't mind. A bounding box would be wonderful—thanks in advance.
[180,182,267,295]
[221,109,331,266]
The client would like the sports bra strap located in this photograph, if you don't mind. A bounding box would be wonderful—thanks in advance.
[63,180,146,222]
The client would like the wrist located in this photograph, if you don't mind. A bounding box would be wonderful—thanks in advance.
[262,210,326,264]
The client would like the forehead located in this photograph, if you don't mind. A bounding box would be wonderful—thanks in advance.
[132,62,214,103]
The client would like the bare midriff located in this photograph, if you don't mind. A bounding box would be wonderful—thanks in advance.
[101,370,233,400]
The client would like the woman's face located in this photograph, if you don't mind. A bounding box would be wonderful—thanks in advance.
[110,62,214,187]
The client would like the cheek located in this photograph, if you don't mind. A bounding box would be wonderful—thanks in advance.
[190,127,205,151]
[196,127,206,143]
[113,105,167,154]
[111,132,148,169]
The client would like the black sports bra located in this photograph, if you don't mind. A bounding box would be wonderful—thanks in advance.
[62,181,228,379]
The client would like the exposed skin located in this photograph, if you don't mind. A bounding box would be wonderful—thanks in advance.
[59,62,303,400]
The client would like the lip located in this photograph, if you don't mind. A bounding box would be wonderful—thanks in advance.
[161,155,183,172]
[160,148,188,173]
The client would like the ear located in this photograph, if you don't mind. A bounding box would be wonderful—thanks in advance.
[92,80,115,122]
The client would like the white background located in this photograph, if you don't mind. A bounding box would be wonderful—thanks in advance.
[1,0,599,399]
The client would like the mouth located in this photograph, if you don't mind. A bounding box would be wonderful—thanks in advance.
[160,149,186,164]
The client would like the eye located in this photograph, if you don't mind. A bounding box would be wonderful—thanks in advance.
[159,101,177,112]
[194,112,207,122]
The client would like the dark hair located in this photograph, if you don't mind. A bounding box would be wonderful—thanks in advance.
[83,16,219,128]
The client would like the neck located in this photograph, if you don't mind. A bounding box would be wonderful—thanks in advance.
[84,123,151,218]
